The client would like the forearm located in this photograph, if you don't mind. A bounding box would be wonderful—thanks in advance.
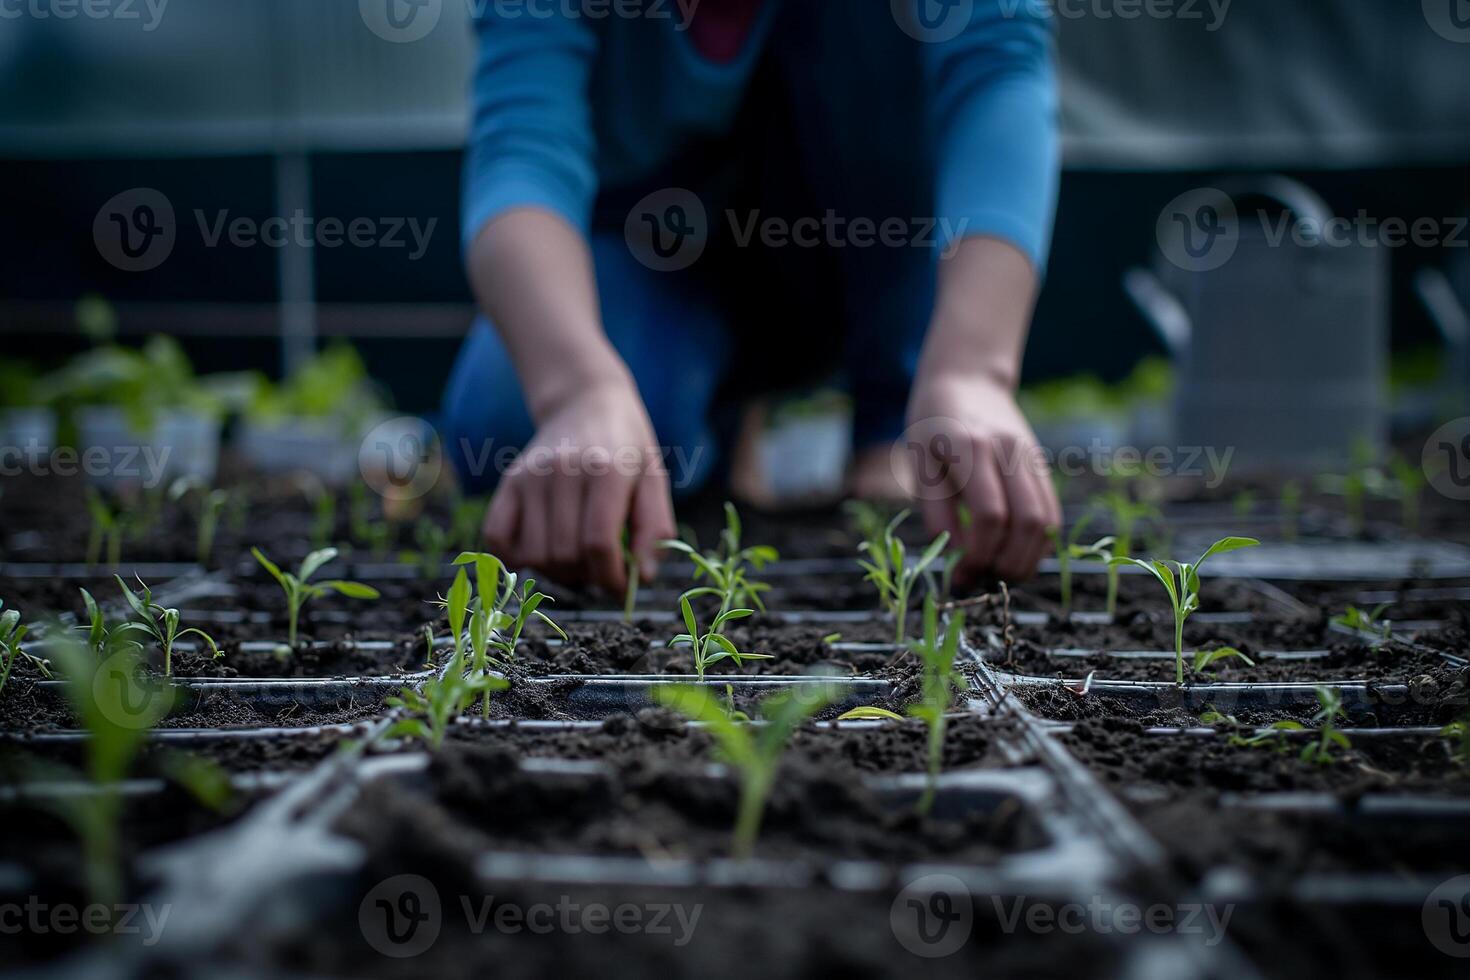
[466,208,633,423]
[916,236,1039,394]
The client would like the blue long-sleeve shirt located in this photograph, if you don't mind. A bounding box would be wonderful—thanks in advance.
[461,0,1058,269]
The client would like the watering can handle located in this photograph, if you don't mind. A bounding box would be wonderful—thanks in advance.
[1123,266,1192,357]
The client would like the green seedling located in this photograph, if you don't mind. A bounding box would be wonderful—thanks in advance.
[1299,687,1351,765]
[1045,514,1114,619]
[251,547,380,647]
[856,510,949,644]
[169,478,231,568]
[114,576,219,676]
[907,597,968,815]
[653,683,839,859]
[1317,444,1384,537]
[0,600,36,695]
[1331,603,1392,645]
[1232,490,1256,519]
[33,640,230,911]
[449,553,566,714]
[309,488,337,551]
[843,499,894,547]
[661,503,777,613]
[670,589,770,681]
[1385,454,1426,532]
[76,588,142,661]
[401,517,451,578]
[363,521,394,561]
[1090,492,1160,618]
[1111,536,1261,685]
[1279,480,1302,542]
[1191,646,1255,677]
[450,497,489,552]
[84,487,124,568]
[388,571,509,748]
[348,481,373,544]
[1440,711,1469,768]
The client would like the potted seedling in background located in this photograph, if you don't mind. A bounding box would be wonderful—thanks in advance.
[855,510,949,644]
[1110,536,1260,684]
[1385,453,1426,533]
[1279,479,1302,541]
[85,487,126,568]
[169,477,233,568]
[115,576,220,676]
[1090,492,1160,619]
[1044,513,1113,620]
[251,547,380,648]
[1317,444,1383,537]
[653,683,839,859]
[401,517,451,579]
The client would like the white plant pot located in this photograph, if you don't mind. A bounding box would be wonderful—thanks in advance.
[758,414,850,503]
[75,407,221,489]
[237,417,366,484]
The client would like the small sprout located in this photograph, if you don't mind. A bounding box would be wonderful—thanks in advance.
[169,478,231,568]
[449,496,489,552]
[115,576,219,676]
[652,682,839,859]
[1192,646,1255,677]
[252,547,380,647]
[363,521,394,561]
[843,499,893,547]
[401,517,451,578]
[907,597,968,815]
[1111,536,1261,685]
[821,632,843,646]
[1090,492,1160,618]
[450,552,566,713]
[0,600,33,695]
[1385,454,1426,532]
[84,487,124,569]
[1439,712,1469,768]
[670,589,770,681]
[309,488,337,551]
[1045,512,1114,619]
[662,503,777,612]
[1317,443,1384,538]
[1279,479,1302,541]
[855,509,949,644]
[1299,687,1351,765]
[388,580,508,750]
[1232,490,1256,519]
[1331,603,1393,645]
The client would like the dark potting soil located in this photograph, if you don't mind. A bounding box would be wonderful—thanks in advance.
[2,725,357,773]
[1059,720,1470,798]
[434,710,1028,777]
[984,608,1340,657]
[989,636,1462,685]
[1007,574,1291,618]
[0,680,392,732]
[339,728,1045,872]
[1280,578,1470,625]
[180,576,436,647]
[271,879,1124,980]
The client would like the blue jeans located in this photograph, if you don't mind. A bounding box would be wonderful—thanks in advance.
[441,2,937,495]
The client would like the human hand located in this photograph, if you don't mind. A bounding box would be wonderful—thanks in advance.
[902,369,1059,583]
[483,377,675,594]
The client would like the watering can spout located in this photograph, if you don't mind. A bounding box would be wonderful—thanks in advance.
[1123,266,1191,357]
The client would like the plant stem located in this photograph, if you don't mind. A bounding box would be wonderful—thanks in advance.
[918,714,946,816]
[287,602,300,648]
[623,563,639,624]
[1174,614,1185,685]
[1059,555,1072,618]
[733,771,768,860]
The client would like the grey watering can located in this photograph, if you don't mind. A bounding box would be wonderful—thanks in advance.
[1125,176,1388,472]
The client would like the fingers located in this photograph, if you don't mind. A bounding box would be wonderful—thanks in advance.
[483,481,520,558]
[629,460,676,581]
[516,474,550,571]
[547,461,584,574]
[958,443,1007,580]
[581,469,636,595]
[992,438,1050,581]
